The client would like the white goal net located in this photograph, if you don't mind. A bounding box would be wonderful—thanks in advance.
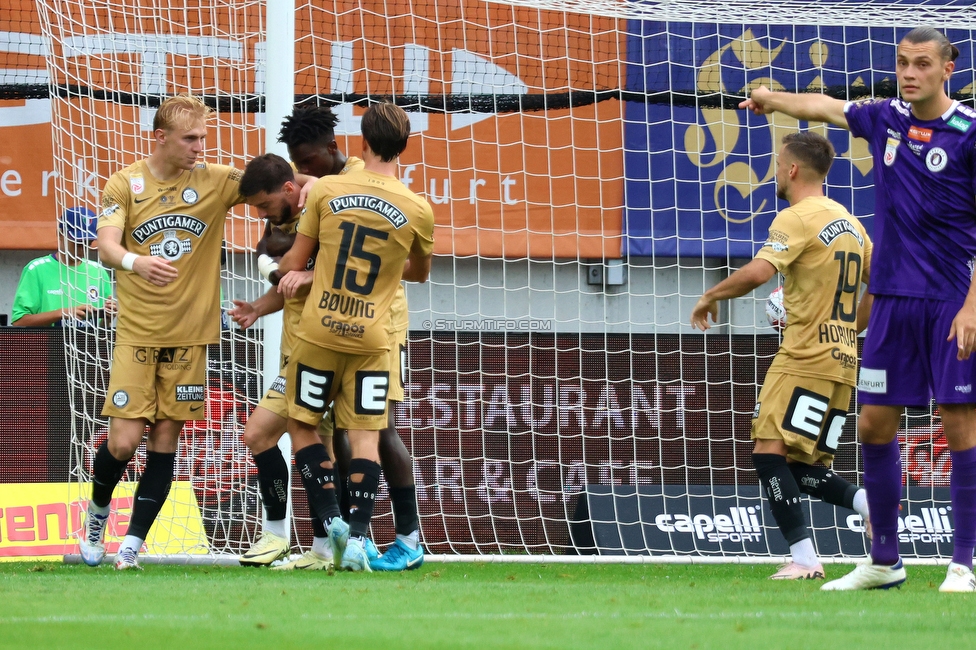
[31,0,975,561]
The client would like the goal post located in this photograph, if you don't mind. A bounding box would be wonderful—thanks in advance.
[27,0,974,563]
[35,0,271,561]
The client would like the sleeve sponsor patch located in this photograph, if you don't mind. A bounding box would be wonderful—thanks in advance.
[761,241,789,252]
[766,229,789,244]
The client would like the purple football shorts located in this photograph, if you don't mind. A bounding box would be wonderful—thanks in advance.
[859,295,976,406]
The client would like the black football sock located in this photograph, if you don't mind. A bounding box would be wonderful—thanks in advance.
[294,444,341,526]
[252,446,289,521]
[309,512,328,539]
[753,453,809,545]
[389,485,420,536]
[91,440,131,508]
[788,462,859,509]
[347,459,381,539]
[126,451,175,540]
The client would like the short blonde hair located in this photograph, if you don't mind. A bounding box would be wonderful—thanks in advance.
[153,94,212,132]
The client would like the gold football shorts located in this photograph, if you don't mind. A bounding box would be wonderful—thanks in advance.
[257,362,335,438]
[388,327,407,403]
[285,338,390,431]
[102,344,207,422]
[752,371,853,466]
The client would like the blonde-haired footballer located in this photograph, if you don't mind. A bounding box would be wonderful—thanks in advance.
[691,131,873,581]
[78,95,242,570]
[276,102,434,571]
[80,95,310,570]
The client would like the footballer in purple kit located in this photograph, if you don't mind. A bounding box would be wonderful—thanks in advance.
[742,27,976,592]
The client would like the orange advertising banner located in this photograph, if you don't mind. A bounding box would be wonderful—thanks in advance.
[297,1,625,258]
[3,0,625,258]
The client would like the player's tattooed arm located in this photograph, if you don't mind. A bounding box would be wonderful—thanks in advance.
[690,258,777,331]
[277,270,314,300]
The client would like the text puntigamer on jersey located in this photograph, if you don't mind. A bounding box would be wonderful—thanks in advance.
[131,214,208,244]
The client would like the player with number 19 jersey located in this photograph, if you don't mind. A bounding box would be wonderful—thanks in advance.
[754,197,873,387]
[295,169,434,355]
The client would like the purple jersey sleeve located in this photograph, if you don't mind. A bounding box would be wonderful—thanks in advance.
[844,98,976,302]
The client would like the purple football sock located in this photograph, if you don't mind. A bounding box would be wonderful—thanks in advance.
[950,446,976,569]
[862,440,902,565]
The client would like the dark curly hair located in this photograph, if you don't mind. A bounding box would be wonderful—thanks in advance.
[278,106,340,149]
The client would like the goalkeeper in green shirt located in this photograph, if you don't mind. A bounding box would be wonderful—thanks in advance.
[11,206,115,327]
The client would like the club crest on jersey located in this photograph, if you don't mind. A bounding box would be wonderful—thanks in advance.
[329,194,408,228]
[926,147,948,172]
[87,285,100,302]
[883,137,899,166]
[130,173,145,194]
[149,230,193,261]
[182,188,199,204]
[131,214,208,244]
[817,219,864,246]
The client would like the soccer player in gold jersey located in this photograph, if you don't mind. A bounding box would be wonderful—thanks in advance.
[231,148,364,568]
[281,106,425,571]
[79,95,247,570]
[691,131,873,580]
[277,103,434,571]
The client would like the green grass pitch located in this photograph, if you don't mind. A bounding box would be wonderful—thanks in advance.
[2,561,975,649]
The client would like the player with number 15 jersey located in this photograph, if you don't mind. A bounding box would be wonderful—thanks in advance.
[293,169,433,361]
[278,103,433,571]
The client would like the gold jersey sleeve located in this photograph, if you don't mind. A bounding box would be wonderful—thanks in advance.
[341,156,365,174]
[390,284,409,332]
[98,160,243,346]
[754,196,872,386]
[296,169,434,354]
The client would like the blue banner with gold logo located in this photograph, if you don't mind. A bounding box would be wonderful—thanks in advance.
[622,21,973,258]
